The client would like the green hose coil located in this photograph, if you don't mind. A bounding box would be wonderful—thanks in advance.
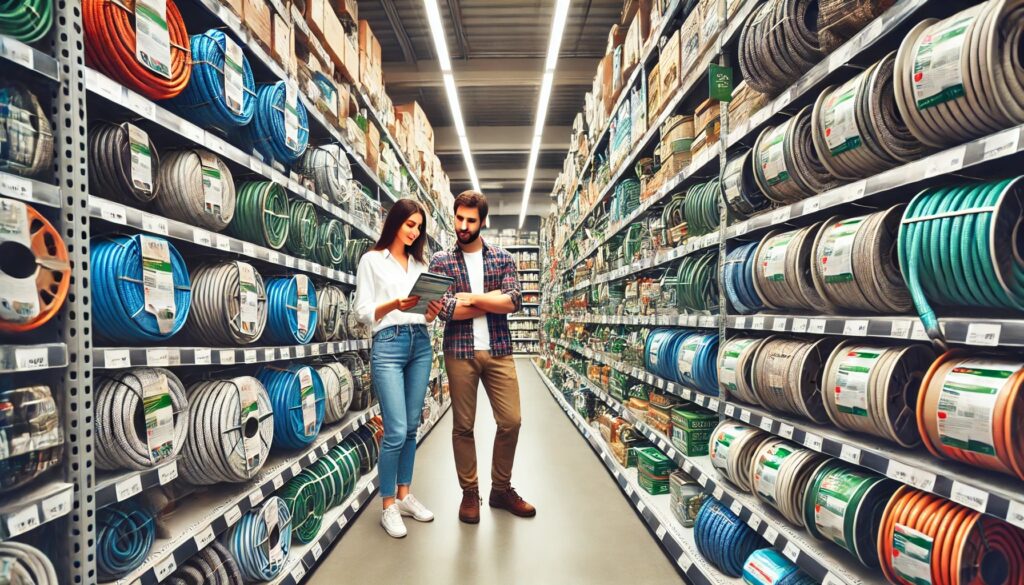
[684,180,721,237]
[0,0,52,42]
[229,182,290,250]
[285,199,319,259]
[897,177,1024,342]
[661,193,687,247]
[280,469,326,544]
[674,252,718,312]
[315,218,347,269]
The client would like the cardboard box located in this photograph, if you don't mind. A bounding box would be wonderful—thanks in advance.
[698,0,721,58]
[396,102,434,151]
[366,142,380,173]
[337,0,357,22]
[272,12,295,75]
[366,122,381,152]
[647,63,661,122]
[599,53,616,115]
[679,6,701,74]
[660,29,680,99]
[623,17,641,73]
[244,0,273,49]
[224,0,244,17]
[358,20,382,66]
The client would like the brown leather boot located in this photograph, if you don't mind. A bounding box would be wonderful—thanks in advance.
[459,488,481,524]
[489,486,536,517]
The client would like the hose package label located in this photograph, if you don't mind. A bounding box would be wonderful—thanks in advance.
[912,14,973,110]
[813,472,857,549]
[223,37,245,116]
[938,361,1014,456]
[127,123,154,194]
[720,338,756,391]
[892,523,933,585]
[677,336,700,380]
[0,199,41,322]
[199,151,223,216]
[284,83,300,151]
[141,235,176,334]
[753,444,791,504]
[134,0,172,79]
[762,235,791,282]
[143,373,174,463]
[238,377,262,471]
[711,427,739,472]
[759,125,790,186]
[743,550,794,585]
[237,262,259,335]
[822,77,862,155]
[299,367,316,436]
[819,217,864,283]
[835,348,882,416]
[295,274,310,335]
[263,501,283,565]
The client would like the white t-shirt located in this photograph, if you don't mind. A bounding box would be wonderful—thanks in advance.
[353,249,427,333]
[463,250,491,351]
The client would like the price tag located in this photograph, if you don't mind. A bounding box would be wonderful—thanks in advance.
[708,399,720,412]
[216,235,231,251]
[155,556,177,580]
[699,315,715,328]
[725,404,736,417]
[773,89,793,113]
[637,501,646,514]
[312,542,323,559]
[783,542,800,562]
[730,500,743,516]
[192,228,212,247]
[809,319,827,334]
[194,348,212,365]
[244,349,257,364]
[98,200,127,224]
[789,318,808,334]
[290,462,302,476]
[698,474,708,487]
[42,489,72,522]
[224,505,242,526]
[5,504,40,538]
[779,423,794,439]
[311,344,322,356]
[751,316,765,329]
[15,347,48,370]
[740,410,751,423]
[713,486,724,500]
[126,92,157,119]
[802,198,821,215]
[822,573,848,585]
[760,417,774,432]
[887,460,937,491]
[103,349,131,369]
[911,320,929,341]
[735,317,748,329]
[843,319,868,336]
[2,38,35,70]
[805,433,823,451]
[763,526,779,544]
[966,323,1001,346]
[116,475,143,501]
[290,563,306,582]
[773,317,787,332]
[158,461,178,484]
[219,350,236,365]
[1007,501,1024,530]
[142,214,169,236]
[268,251,280,265]
[770,207,791,225]
[983,128,1021,160]
[194,525,216,550]
[950,482,989,513]
[840,444,861,464]
[273,475,285,490]
[248,490,262,507]
[890,320,911,339]
[733,222,749,236]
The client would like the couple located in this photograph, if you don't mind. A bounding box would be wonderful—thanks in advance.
[353,190,535,538]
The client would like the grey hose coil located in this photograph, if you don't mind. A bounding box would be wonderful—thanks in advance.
[750,336,840,424]
[0,83,54,179]
[187,260,268,345]
[753,224,836,313]
[811,52,929,181]
[285,199,319,259]
[179,376,274,485]
[95,368,189,471]
[753,107,838,204]
[748,438,829,526]
[718,336,767,405]
[0,542,58,585]
[88,121,161,204]
[317,362,354,424]
[314,284,346,342]
[738,0,823,97]
[721,150,769,220]
[708,420,771,492]
[315,218,347,269]
[821,340,936,447]
[817,0,894,52]
[299,144,351,205]
[894,0,1024,149]
[809,208,912,313]
[166,541,243,585]
[155,149,237,231]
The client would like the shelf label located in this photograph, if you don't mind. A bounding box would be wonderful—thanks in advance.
[890,320,912,339]
[805,433,823,451]
[843,320,868,336]
[126,91,157,119]
[1007,500,1024,530]
[779,423,794,440]
[192,228,212,247]
[809,319,827,334]
[749,515,761,532]
[822,573,848,585]
[751,316,765,329]
[219,350,236,365]
[763,526,779,544]
[759,417,774,432]
[42,489,72,522]
[224,505,242,526]
[216,234,231,251]
[15,347,48,370]
[740,410,751,423]
[116,475,143,501]
[99,200,127,224]
[194,525,216,550]
[194,348,212,365]
[725,404,736,417]
[244,349,257,364]
[104,349,131,369]
[887,460,937,491]
[312,541,323,559]
[290,563,306,582]
[783,542,800,562]
[141,213,167,237]
[772,317,787,332]
[840,445,861,464]
[730,501,743,516]
[950,481,989,512]
[983,128,1021,160]
[158,461,178,484]
[923,145,966,179]
[791,318,808,334]
[5,504,39,537]
[965,322,1000,346]
[155,556,177,580]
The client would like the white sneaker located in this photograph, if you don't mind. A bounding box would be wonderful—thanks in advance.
[397,493,435,522]
[381,504,407,538]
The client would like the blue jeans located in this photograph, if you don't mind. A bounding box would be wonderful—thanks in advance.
[371,324,433,498]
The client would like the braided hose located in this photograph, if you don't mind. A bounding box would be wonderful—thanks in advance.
[97,500,156,580]
[257,364,326,450]
[223,496,292,582]
[299,145,352,206]
[723,242,765,314]
[0,198,71,333]
[228,181,290,250]
[280,469,325,544]
[314,219,346,270]
[753,225,836,313]
[0,542,58,585]
[738,0,823,97]
[166,541,244,585]
[95,368,188,471]
[285,199,319,260]
[263,275,318,345]
[88,121,161,204]
[748,438,829,526]
[817,0,894,53]
[187,260,268,345]
[750,336,839,423]
[709,420,772,492]
[317,362,354,423]
[0,0,53,42]
[240,82,309,165]
[718,336,767,405]
[684,180,721,237]
[0,83,54,179]
[753,107,838,204]
[155,149,237,231]
[695,498,766,577]
[171,30,256,131]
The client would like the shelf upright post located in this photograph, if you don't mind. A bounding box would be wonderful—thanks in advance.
[715,0,731,420]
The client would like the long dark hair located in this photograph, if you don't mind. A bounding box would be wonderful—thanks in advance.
[373,198,428,263]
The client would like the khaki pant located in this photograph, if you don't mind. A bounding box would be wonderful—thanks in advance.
[445,351,522,490]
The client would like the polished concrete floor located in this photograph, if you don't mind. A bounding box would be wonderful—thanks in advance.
[307,358,682,585]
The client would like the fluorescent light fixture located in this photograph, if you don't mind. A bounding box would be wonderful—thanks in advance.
[423,0,481,193]
[520,0,572,228]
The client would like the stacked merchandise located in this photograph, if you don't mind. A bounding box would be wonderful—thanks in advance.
[636,446,675,495]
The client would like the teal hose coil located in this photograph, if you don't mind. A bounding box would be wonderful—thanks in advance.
[263,275,318,344]
[229,181,291,250]
[257,363,326,450]
[224,496,292,581]
[171,30,256,132]
[97,500,156,581]
[0,0,52,42]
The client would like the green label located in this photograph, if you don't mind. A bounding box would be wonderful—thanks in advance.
[835,348,882,416]
[892,524,933,585]
[760,125,790,186]
[937,361,1013,456]
[911,12,975,110]
[143,373,174,463]
[822,76,862,155]
[134,0,172,79]
[762,236,791,282]
[709,63,733,102]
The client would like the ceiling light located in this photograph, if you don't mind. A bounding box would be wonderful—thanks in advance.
[520,0,571,228]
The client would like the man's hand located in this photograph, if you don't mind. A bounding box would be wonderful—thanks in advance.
[425,300,443,323]
[396,296,420,312]
[455,292,476,306]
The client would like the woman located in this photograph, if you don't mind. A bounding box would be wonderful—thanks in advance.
[354,198,443,538]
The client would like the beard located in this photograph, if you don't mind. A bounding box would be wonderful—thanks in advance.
[457,228,480,244]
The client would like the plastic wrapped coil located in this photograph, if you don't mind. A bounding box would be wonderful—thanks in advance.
[753,225,835,313]
[88,121,161,204]
[708,421,771,492]
[750,336,839,424]
[0,83,54,179]
[223,496,292,582]
[0,385,63,494]
[171,30,256,131]
[752,107,838,204]
[258,364,326,450]
[155,149,237,231]
[0,197,71,333]
[228,181,290,250]
[317,362,354,423]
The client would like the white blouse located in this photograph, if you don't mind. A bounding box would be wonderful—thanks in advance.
[353,249,428,333]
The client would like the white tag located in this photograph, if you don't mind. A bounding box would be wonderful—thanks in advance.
[911,320,929,341]
[2,38,34,69]
[244,349,257,364]
[192,228,212,247]
[892,524,934,585]
[1007,501,1024,530]
[284,83,300,151]
[759,417,773,432]
[938,359,1016,458]
[840,444,861,464]
[194,525,216,550]
[290,563,307,582]
[140,236,176,333]
[780,424,795,439]
[772,317,787,332]
[725,404,736,417]
[272,475,284,490]
[116,475,143,501]
[15,347,48,370]
[295,274,310,335]
[763,526,778,544]
[730,501,743,516]
[887,460,937,491]
[198,151,225,216]
[950,481,989,512]
[805,433,823,451]
[135,0,172,78]
[783,542,800,562]
[223,37,245,115]
[126,92,157,119]
[5,505,39,537]
[843,320,868,337]
[752,316,765,329]
[263,348,275,361]
[194,348,212,365]
[749,515,761,532]
[911,11,974,110]
[803,198,821,214]
[791,318,808,334]
[155,556,176,580]
[141,213,168,236]
[263,500,283,565]
[809,319,827,334]
[219,350,236,364]
[890,320,911,339]
[224,505,242,526]
[143,372,175,463]
[923,145,966,179]
[158,461,178,484]
[740,410,751,423]
[965,323,1000,346]
[104,349,131,369]
[127,124,154,194]
[216,234,231,251]
[42,490,72,522]
[299,367,317,436]
[312,542,323,559]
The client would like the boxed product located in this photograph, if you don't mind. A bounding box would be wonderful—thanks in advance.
[679,6,701,76]
[345,117,366,157]
[272,11,295,75]
[645,402,672,436]
[647,64,661,122]
[337,0,357,22]
[224,0,244,17]
[308,0,358,83]
[698,0,721,58]
[244,0,273,49]
[358,20,383,66]
[669,406,718,456]
[396,102,434,152]
[623,17,641,75]
[636,446,675,476]
[660,29,680,100]
[599,52,616,116]
[669,470,704,527]
[691,98,721,158]
[638,466,671,495]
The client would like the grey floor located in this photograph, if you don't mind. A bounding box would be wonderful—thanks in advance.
[307,358,682,585]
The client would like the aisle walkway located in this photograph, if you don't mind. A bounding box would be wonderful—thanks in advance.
[308,358,681,585]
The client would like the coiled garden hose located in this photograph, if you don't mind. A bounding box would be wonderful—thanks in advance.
[674,330,720,396]
[753,225,835,313]
[224,496,292,582]
[0,83,54,179]
[684,180,721,237]
[280,468,325,544]
[241,82,309,165]
[83,0,192,100]
[645,328,689,382]
[315,219,346,270]
[675,252,719,312]
[155,149,236,231]
[0,542,58,585]
[187,260,268,346]
[342,238,373,274]
[257,364,326,450]
[305,452,345,510]
[743,548,816,585]
[179,376,274,485]
[894,0,1024,149]
[753,107,837,204]
[822,340,936,448]
[748,438,828,527]
[721,150,769,220]
[263,275,318,345]
[95,367,188,471]
[709,421,771,492]
[878,485,1024,584]
[171,30,256,132]
[660,193,687,247]
[0,385,63,493]
[0,0,53,42]
[917,351,1024,481]
[97,499,156,581]
[694,498,765,577]
[750,336,839,423]
[88,121,160,204]
[317,362,354,423]
[91,234,192,343]
[229,181,290,250]
[897,178,1024,344]
[0,198,71,333]
[299,145,352,205]
[817,0,893,53]
[285,199,319,260]
[738,0,823,97]
[313,285,345,342]
[167,541,243,585]
[812,52,929,181]
[723,242,765,315]
[718,337,767,405]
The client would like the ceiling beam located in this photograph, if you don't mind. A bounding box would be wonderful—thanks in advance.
[384,58,595,88]
[447,168,560,182]
[434,125,571,154]
[444,0,469,60]
[380,0,417,64]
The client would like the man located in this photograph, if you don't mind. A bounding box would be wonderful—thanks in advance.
[428,190,536,524]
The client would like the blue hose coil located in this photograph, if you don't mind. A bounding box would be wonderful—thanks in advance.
[742,548,817,585]
[97,500,156,581]
[170,30,256,131]
[224,496,293,582]
[695,498,764,577]
[263,276,318,344]
[91,235,192,343]
[240,82,309,165]
[724,242,765,314]
[258,364,326,450]
[644,328,719,395]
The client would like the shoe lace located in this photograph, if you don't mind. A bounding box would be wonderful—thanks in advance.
[505,488,524,503]
[463,489,481,505]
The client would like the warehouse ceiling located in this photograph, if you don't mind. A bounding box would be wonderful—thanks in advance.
[361,0,623,218]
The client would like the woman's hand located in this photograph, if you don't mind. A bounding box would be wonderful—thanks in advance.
[396,296,420,312]
[425,300,443,323]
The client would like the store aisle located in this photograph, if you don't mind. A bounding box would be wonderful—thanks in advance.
[307,358,681,585]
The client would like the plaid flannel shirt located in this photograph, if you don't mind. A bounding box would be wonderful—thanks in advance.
[428,240,523,359]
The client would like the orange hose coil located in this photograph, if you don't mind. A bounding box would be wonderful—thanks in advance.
[878,486,1024,585]
[83,0,191,100]
[917,351,1024,481]
[0,199,71,333]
